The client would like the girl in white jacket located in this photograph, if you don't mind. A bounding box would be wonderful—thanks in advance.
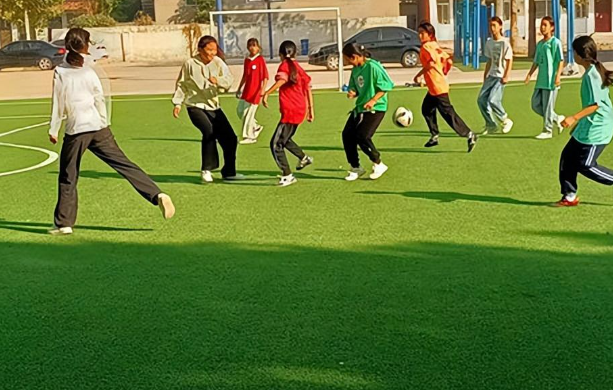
[48,28,174,235]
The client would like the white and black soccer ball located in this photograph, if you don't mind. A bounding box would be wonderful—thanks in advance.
[393,106,413,128]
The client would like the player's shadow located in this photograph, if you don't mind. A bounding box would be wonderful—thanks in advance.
[356,190,610,207]
[302,145,463,154]
[131,137,200,143]
[68,170,203,185]
[0,219,152,235]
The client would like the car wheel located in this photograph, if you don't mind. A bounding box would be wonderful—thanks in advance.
[38,57,53,70]
[401,51,419,68]
[326,54,339,71]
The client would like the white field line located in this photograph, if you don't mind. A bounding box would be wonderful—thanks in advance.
[0,121,58,177]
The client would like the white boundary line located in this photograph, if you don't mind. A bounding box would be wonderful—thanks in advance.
[0,114,49,120]
[0,121,58,178]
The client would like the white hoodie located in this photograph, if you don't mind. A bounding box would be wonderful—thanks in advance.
[172,56,234,111]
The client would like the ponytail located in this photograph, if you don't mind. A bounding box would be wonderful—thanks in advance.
[595,61,613,88]
[572,35,613,87]
[64,28,90,67]
[279,40,298,84]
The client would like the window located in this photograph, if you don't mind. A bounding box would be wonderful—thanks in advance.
[24,42,44,50]
[3,42,23,52]
[185,0,197,6]
[437,0,450,24]
[356,30,379,43]
[576,1,588,18]
[535,0,551,18]
[382,28,405,41]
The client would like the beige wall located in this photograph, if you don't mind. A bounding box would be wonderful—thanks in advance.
[154,0,399,24]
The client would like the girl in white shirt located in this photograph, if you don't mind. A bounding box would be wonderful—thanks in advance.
[173,36,242,183]
[48,28,174,235]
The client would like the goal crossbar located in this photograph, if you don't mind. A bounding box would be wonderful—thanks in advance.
[210,7,344,91]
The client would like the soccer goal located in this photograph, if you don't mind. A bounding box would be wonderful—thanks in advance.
[209,6,344,91]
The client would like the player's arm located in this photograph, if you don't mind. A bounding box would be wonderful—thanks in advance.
[307,86,315,122]
[525,63,538,84]
[555,60,565,87]
[262,79,286,108]
[502,57,513,84]
[562,104,599,129]
[483,60,492,82]
[172,63,188,118]
[49,71,65,144]
[364,91,386,111]
[236,73,246,98]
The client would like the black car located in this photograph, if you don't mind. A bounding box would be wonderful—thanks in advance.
[0,40,66,71]
[308,26,421,71]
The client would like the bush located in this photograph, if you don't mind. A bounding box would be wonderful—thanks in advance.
[133,11,153,26]
[69,14,117,28]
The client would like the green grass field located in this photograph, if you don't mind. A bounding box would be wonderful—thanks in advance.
[1,81,613,390]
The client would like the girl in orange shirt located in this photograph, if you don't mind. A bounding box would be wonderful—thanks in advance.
[413,22,477,152]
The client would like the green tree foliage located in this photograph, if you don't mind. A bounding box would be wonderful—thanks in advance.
[0,0,64,27]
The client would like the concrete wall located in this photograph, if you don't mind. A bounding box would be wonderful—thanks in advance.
[50,15,406,63]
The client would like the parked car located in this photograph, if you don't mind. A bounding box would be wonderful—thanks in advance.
[0,40,66,71]
[308,26,421,71]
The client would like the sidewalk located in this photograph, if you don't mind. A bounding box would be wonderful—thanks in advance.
[0,60,594,102]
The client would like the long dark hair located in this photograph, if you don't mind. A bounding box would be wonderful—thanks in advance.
[342,43,371,59]
[418,21,436,41]
[279,40,298,84]
[197,35,225,61]
[65,28,90,67]
[542,16,555,31]
[573,35,613,88]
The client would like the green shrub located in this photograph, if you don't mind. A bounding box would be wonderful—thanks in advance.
[69,14,117,28]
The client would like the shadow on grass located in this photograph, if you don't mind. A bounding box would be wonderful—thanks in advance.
[131,137,201,143]
[530,231,613,246]
[356,190,611,207]
[0,219,153,234]
[1,240,612,389]
[302,145,464,154]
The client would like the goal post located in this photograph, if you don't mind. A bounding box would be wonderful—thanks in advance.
[209,7,345,91]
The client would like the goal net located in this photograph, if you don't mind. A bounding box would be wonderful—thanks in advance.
[209,6,344,91]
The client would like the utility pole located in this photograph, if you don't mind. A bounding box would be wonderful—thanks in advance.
[24,9,31,40]
[266,0,274,60]
[216,0,225,51]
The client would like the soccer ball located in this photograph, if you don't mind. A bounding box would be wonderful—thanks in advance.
[393,107,413,128]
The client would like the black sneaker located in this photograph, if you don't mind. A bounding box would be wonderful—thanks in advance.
[296,155,314,170]
[424,137,439,148]
[467,132,478,153]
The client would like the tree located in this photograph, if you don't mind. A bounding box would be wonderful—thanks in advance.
[81,0,122,16]
[0,0,64,27]
[509,0,518,51]
[495,0,504,18]
[194,0,216,23]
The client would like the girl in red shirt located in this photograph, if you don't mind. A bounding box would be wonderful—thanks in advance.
[236,38,269,145]
[262,40,315,187]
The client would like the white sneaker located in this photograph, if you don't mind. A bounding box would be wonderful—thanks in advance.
[201,170,213,183]
[48,226,73,235]
[535,131,553,140]
[501,118,514,134]
[278,174,297,187]
[369,162,388,180]
[157,193,175,220]
[239,138,257,145]
[556,115,565,134]
[345,166,366,181]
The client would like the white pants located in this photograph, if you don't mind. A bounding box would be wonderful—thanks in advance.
[237,99,261,140]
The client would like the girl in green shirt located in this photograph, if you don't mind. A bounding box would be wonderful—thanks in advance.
[342,43,394,181]
[556,36,613,207]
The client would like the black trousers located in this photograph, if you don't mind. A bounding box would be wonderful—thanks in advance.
[421,93,472,138]
[54,127,162,228]
[560,137,613,195]
[270,123,306,176]
[342,111,385,169]
[187,107,238,177]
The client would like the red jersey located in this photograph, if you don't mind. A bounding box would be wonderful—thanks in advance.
[276,60,311,125]
[241,54,269,105]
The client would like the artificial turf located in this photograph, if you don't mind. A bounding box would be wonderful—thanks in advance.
[1,81,612,390]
